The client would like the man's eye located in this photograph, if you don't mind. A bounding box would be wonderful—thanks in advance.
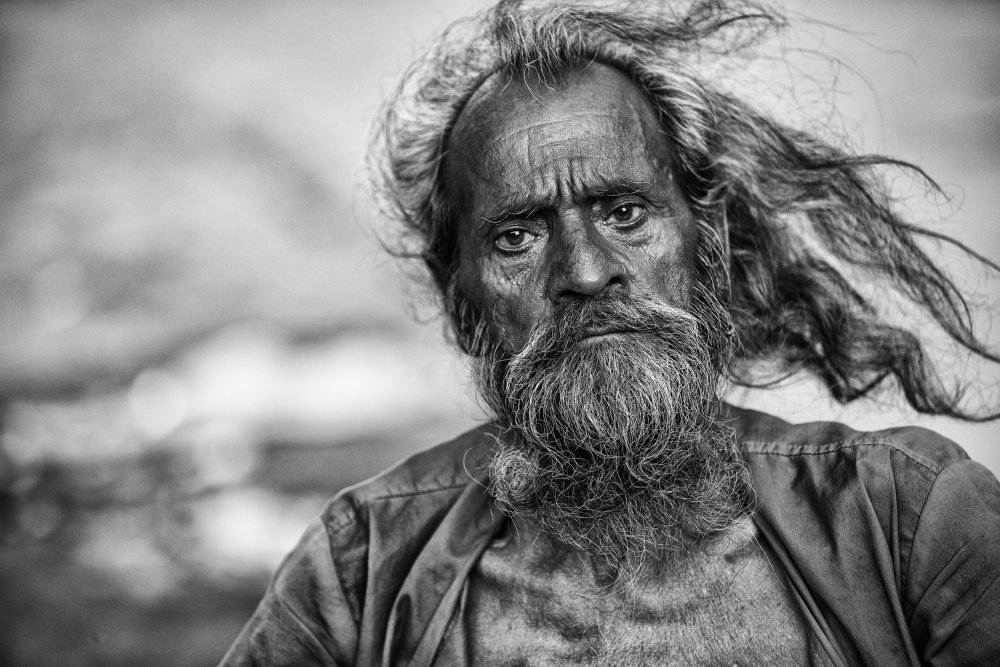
[609,203,644,226]
[494,229,536,252]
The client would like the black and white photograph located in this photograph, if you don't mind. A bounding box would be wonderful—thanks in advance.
[0,1,998,665]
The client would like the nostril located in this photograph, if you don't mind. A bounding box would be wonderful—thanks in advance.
[607,274,629,289]
[546,225,632,299]
[551,253,630,298]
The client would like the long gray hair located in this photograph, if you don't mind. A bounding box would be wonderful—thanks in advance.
[369,0,1000,420]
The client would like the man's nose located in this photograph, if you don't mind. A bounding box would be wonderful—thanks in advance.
[546,223,630,299]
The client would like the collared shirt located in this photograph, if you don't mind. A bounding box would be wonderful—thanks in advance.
[220,405,1000,666]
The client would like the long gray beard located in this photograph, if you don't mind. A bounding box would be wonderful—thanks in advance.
[462,275,754,570]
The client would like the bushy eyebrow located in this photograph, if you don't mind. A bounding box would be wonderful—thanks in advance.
[480,177,656,225]
[481,202,546,226]
[584,177,654,199]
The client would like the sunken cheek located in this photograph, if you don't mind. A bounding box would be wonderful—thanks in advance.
[466,248,545,348]
[646,221,698,303]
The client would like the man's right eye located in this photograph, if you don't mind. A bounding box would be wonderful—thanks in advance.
[494,229,536,252]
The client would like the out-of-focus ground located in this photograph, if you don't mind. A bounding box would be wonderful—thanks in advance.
[0,0,996,665]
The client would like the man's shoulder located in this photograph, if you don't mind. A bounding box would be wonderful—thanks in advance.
[320,423,494,533]
[726,405,1000,665]
[221,426,499,663]
[723,403,969,475]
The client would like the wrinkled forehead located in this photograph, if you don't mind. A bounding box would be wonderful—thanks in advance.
[445,63,674,204]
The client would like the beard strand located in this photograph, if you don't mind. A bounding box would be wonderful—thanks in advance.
[452,241,755,571]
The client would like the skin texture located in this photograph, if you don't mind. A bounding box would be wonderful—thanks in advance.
[443,64,810,664]
[462,518,810,666]
[447,63,699,353]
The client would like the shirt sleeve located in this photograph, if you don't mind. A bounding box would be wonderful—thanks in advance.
[906,458,1000,666]
[218,516,360,667]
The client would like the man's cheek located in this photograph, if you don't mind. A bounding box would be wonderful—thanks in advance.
[646,249,695,307]
[469,266,536,349]
[487,297,534,352]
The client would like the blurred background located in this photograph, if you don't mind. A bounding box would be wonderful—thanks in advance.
[0,0,996,664]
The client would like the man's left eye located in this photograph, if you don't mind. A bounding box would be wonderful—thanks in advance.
[494,228,537,252]
[609,204,644,225]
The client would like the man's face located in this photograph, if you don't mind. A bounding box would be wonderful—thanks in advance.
[441,63,751,566]
[446,62,700,353]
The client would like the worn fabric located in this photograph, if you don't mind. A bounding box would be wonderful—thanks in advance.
[220,406,1000,666]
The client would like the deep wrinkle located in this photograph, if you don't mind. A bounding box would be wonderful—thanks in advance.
[446,62,699,353]
[480,178,665,225]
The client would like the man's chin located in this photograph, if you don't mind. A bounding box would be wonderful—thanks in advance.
[488,351,752,571]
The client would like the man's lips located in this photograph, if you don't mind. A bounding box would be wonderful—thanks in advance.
[579,325,638,340]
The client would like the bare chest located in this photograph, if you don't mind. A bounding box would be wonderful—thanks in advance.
[461,527,810,666]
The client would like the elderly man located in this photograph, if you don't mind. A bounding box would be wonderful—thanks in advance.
[222,1,1000,665]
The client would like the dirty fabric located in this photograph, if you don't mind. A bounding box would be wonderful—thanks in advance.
[220,406,1000,666]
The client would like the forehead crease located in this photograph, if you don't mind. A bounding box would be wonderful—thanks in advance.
[481,119,656,180]
[483,135,662,198]
[484,159,655,213]
[452,64,675,210]
[493,142,647,175]
[519,156,654,189]
[490,109,628,140]
[492,104,650,145]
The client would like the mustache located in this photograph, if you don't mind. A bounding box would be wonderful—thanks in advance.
[514,291,703,360]
[503,290,719,450]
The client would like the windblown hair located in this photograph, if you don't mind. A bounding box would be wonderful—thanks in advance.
[370,0,1000,420]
